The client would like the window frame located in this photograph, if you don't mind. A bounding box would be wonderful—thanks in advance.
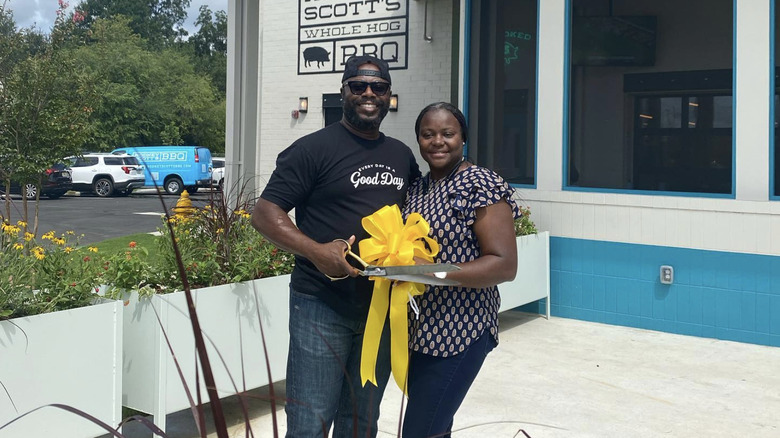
[771,0,779,200]
[562,0,737,199]
[466,0,541,189]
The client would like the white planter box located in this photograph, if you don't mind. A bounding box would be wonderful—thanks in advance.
[499,231,551,317]
[122,274,291,431]
[0,301,123,438]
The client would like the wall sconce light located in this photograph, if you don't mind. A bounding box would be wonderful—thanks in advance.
[299,97,308,113]
[389,94,399,112]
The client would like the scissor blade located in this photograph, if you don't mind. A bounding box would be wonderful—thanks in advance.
[382,274,461,286]
[366,264,461,276]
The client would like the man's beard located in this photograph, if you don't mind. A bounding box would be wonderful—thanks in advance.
[343,98,389,131]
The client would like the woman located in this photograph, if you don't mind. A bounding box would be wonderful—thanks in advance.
[402,102,521,438]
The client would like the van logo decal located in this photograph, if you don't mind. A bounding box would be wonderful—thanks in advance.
[138,151,188,161]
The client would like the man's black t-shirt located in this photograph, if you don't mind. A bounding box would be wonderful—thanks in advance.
[261,122,421,320]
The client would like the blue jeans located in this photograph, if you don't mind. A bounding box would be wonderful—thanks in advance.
[285,287,392,438]
[402,331,497,438]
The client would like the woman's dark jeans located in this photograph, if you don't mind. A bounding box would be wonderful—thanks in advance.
[402,331,497,438]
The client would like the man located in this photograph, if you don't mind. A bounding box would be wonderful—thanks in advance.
[251,55,420,438]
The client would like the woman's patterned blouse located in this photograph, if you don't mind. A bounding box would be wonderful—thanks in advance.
[402,165,521,357]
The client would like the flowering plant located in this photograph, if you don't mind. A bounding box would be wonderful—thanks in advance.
[514,205,538,236]
[102,241,164,299]
[104,190,294,299]
[0,221,103,319]
[155,196,294,289]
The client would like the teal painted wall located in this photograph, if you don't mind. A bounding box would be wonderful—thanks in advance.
[518,237,780,347]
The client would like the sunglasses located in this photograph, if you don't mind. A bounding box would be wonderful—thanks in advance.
[343,80,390,96]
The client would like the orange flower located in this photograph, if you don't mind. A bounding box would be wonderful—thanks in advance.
[129,241,137,248]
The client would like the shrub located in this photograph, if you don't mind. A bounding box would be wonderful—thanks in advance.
[101,241,164,299]
[514,205,538,236]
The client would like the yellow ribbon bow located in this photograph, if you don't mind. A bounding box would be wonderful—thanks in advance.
[358,204,439,394]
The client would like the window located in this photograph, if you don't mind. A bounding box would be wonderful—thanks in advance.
[469,0,538,185]
[567,0,733,195]
[633,94,732,193]
[72,156,98,167]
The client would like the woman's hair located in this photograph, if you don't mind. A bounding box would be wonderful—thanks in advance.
[414,102,468,143]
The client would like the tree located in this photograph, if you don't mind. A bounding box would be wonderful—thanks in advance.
[0,1,96,230]
[190,6,226,58]
[74,0,191,47]
[187,5,227,93]
[69,17,224,153]
[0,3,46,83]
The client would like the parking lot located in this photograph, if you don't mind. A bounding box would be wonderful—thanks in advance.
[1,188,225,245]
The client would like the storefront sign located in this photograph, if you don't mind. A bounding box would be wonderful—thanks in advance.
[298,0,409,75]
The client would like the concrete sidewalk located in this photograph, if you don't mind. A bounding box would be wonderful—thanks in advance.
[117,312,780,438]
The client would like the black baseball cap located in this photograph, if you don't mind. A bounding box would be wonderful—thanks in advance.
[341,55,392,84]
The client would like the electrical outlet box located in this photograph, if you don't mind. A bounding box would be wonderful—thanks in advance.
[660,265,674,285]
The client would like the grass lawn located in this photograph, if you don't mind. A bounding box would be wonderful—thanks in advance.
[91,232,160,256]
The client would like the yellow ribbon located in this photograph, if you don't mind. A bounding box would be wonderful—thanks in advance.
[358,205,439,394]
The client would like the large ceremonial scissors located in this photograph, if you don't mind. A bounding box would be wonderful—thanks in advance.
[326,239,461,286]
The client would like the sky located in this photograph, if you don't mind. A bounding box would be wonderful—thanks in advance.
[3,0,228,35]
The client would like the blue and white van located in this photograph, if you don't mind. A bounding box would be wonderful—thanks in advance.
[111,146,213,195]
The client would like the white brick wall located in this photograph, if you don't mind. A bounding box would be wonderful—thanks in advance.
[253,0,455,187]
[518,191,780,256]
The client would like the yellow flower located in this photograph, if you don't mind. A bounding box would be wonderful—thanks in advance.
[24,232,34,241]
[66,230,75,235]
[216,228,224,234]
[2,223,20,236]
[64,247,74,253]
[53,237,66,246]
[12,243,24,250]
[16,220,27,228]
[88,246,98,253]
[42,231,55,240]
[31,247,45,260]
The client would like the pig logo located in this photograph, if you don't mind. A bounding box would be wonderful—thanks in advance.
[303,46,330,68]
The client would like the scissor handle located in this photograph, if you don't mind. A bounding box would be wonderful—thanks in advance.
[325,238,368,281]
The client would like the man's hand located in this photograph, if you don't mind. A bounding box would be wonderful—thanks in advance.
[310,235,360,279]
[252,199,362,280]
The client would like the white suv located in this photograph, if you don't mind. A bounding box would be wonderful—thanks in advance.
[210,157,225,191]
[66,153,146,197]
